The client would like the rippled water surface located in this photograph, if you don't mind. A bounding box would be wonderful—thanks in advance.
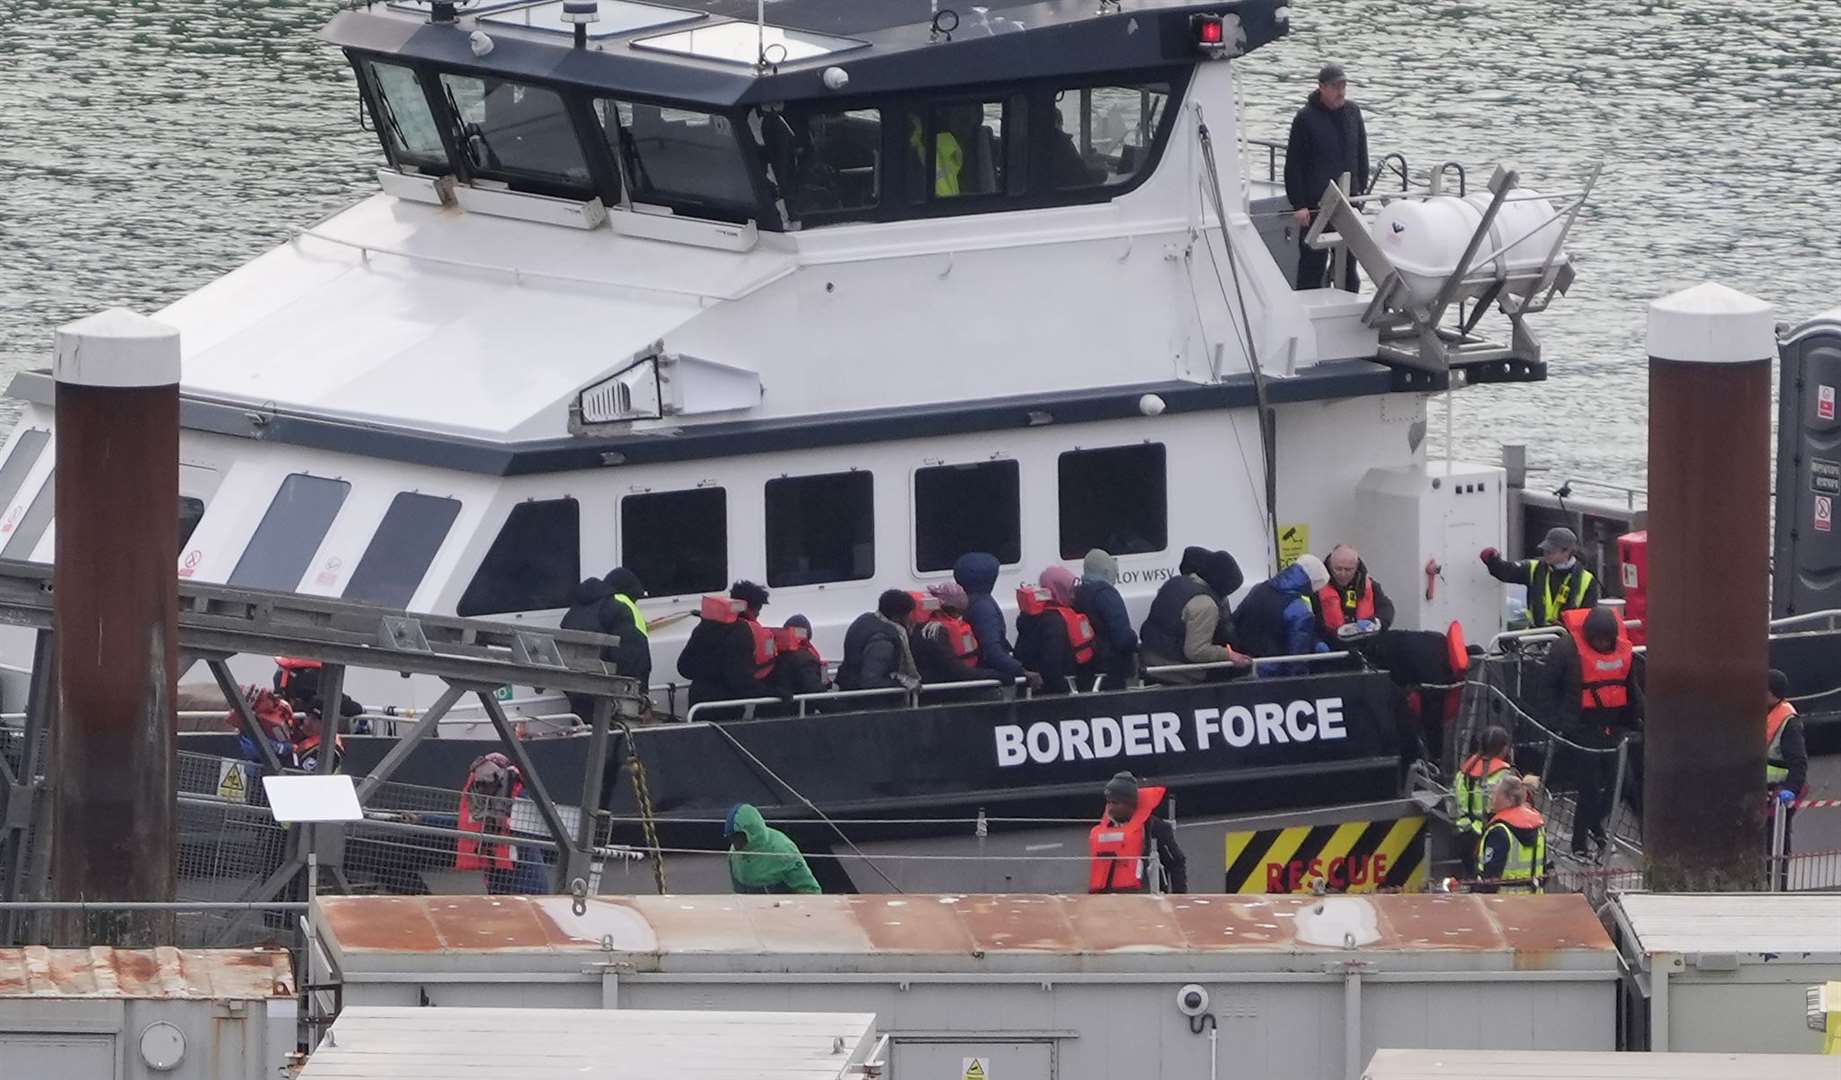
[1,0,1836,488]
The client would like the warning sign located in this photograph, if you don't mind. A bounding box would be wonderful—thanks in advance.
[1819,384,1836,421]
[1277,523,1310,567]
[216,759,249,803]
[1224,816,1426,894]
[962,1059,990,1080]
[1817,495,1833,534]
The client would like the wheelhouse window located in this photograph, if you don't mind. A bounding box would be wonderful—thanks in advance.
[178,498,206,550]
[1,470,54,562]
[344,493,463,609]
[595,100,756,221]
[439,73,594,192]
[620,488,727,597]
[1058,444,1167,558]
[363,60,448,173]
[229,474,352,591]
[0,429,50,520]
[457,498,579,616]
[765,472,873,587]
[907,97,1025,202]
[914,461,1020,572]
[1050,83,1170,189]
[759,107,881,221]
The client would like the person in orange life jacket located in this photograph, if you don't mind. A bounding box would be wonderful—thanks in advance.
[677,580,777,712]
[1015,566,1095,695]
[1089,772,1187,894]
[1764,668,1808,884]
[838,590,923,699]
[1481,526,1602,628]
[772,615,830,700]
[1474,773,1547,893]
[1312,544,1396,646]
[452,752,549,895]
[1236,555,1334,676]
[910,581,1004,688]
[274,657,366,738]
[953,552,1044,692]
[1072,549,1139,691]
[1140,548,1251,685]
[1453,726,1517,874]
[1542,605,1641,857]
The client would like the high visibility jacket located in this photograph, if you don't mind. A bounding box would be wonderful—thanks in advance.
[1018,585,1098,667]
[1527,562,1595,627]
[613,593,648,638]
[1454,754,1515,836]
[456,753,522,873]
[1560,608,1634,711]
[1480,805,1546,893]
[1088,785,1166,893]
[742,616,778,682]
[934,614,980,663]
[1766,699,1796,786]
[1316,579,1375,631]
[909,117,963,196]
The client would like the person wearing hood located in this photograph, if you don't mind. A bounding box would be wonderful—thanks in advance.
[1073,549,1138,690]
[1236,555,1334,675]
[772,614,829,700]
[953,552,1043,691]
[911,581,1003,690]
[1284,63,1367,292]
[1481,526,1601,628]
[677,580,777,712]
[724,803,821,894]
[1312,544,1395,646]
[560,571,653,722]
[1015,566,1092,695]
[1139,547,1250,685]
[1542,604,1640,857]
[837,590,923,700]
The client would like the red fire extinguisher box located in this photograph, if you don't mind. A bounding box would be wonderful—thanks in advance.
[1618,531,1647,645]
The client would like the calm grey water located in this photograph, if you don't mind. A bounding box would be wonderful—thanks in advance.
[1,0,1837,490]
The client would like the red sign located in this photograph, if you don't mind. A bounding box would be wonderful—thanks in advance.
[1817,495,1833,534]
[1821,385,1836,421]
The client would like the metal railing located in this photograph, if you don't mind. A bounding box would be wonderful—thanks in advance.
[1142,649,1351,676]
[682,679,1023,724]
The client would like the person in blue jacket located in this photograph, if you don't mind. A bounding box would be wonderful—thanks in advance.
[1074,549,1139,690]
[1234,554,1333,675]
[952,552,1044,692]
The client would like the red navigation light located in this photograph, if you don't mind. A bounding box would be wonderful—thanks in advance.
[1197,17,1223,43]
[1190,13,1230,57]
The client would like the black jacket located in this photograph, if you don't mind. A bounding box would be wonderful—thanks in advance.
[772,645,829,699]
[1483,554,1602,625]
[677,617,771,707]
[910,622,1002,687]
[1015,610,1079,695]
[1072,580,1138,686]
[561,577,652,684]
[1284,90,1369,211]
[1771,709,1809,796]
[837,612,909,692]
[1542,634,1643,743]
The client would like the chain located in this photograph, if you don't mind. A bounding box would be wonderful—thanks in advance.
[617,720,668,895]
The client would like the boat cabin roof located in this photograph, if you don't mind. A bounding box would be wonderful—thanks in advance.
[325,0,1288,108]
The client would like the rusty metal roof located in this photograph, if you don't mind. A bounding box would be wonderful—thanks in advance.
[315,893,1613,975]
[0,947,294,999]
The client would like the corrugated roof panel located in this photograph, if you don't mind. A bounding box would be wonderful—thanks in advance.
[1363,1049,1841,1079]
[0,947,293,999]
[1617,892,1841,956]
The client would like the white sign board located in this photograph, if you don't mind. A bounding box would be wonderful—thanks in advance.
[261,774,363,823]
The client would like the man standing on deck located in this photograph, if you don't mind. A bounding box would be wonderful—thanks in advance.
[1284,63,1368,292]
[1480,526,1601,628]
[1765,669,1808,888]
[1089,772,1187,894]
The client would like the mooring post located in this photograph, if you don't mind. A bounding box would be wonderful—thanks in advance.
[49,308,181,944]
[1642,283,1774,891]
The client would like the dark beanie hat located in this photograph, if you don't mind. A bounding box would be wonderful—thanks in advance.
[1103,771,1139,803]
[1768,668,1791,699]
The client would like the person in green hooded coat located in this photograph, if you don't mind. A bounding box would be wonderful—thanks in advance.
[724,803,821,894]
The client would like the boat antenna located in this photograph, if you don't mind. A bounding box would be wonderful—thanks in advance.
[757,0,766,70]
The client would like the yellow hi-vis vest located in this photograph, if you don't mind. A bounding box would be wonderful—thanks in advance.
[1479,806,1546,893]
[1527,561,1594,627]
[909,118,963,197]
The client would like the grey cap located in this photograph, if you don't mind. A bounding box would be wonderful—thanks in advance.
[1317,63,1347,85]
[1103,771,1139,804]
[1537,526,1580,554]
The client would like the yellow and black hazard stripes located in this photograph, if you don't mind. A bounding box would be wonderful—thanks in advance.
[1223,816,1426,893]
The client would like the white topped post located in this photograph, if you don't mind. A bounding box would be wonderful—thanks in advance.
[1642,282,1775,892]
[48,307,182,945]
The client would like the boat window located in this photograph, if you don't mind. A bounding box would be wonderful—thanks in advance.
[229,474,352,591]
[1,470,54,562]
[364,60,449,172]
[1058,444,1167,559]
[595,100,757,221]
[439,73,594,191]
[765,472,874,587]
[343,493,464,609]
[914,461,1020,572]
[759,107,881,221]
[620,487,727,597]
[178,497,206,550]
[906,97,1025,202]
[1050,82,1170,189]
[0,429,50,524]
[457,498,580,615]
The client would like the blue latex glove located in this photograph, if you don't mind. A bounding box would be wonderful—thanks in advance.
[1777,789,1797,803]
[1357,619,1380,633]
[1314,641,1331,653]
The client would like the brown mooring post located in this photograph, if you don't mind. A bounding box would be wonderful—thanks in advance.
[1643,283,1775,891]
[49,309,180,944]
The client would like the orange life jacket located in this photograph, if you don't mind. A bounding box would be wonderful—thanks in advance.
[1488,804,1545,831]
[1560,608,1634,710]
[1018,586,1096,666]
[1460,754,1513,780]
[1446,621,1470,680]
[272,656,322,696]
[701,596,779,681]
[1765,699,1795,749]
[1088,784,1167,893]
[455,753,522,872]
[773,626,823,670]
[934,614,979,662]
[1316,579,1376,631]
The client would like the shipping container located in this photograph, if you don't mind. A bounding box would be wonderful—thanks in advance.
[1363,1048,1840,1079]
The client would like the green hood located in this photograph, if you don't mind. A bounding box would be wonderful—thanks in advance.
[724,803,820,894]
